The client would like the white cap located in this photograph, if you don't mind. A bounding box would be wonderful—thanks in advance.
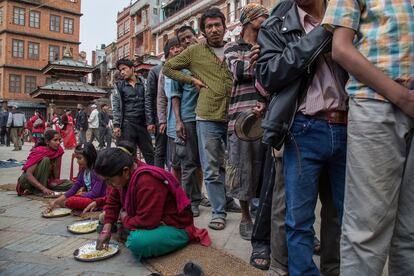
[91,104,97,108]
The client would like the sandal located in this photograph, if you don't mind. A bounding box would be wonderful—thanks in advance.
[250,249,270,270]
[239,221,253,240]
[208,217,226,230]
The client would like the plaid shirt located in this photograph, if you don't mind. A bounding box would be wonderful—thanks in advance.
[322,0,414,101]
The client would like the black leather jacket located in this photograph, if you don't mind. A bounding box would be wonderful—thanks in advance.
[145,64,163,126]
[255,2,334,149]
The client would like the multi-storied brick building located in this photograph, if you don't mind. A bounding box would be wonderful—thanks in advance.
[152,0,278,56]
[116,4,135,61]
[0,0,82,111]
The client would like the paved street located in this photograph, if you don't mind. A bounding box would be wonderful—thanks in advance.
[0,142,255,275]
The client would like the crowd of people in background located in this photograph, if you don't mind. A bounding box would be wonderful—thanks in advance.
[4,1,414,275]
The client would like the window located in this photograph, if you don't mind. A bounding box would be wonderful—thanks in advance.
[235,0,241,20]
[63,17,74,34]
[12,40,24,58]
[9,75,21,93]
[124,20,130,34]
[25,76,37,94]
[117,24,124,38]
[13,7,25,25]
[50,15,60,32]
[124,44,129,58]
[46,77,54,85]
[153,8,158,15]
[49,45,59,61]
[0,39,2,57]
[227,3,231,23]
[0,7,3,25]
[28,42,39,60]
[29,11,40,28]
[118,47,124,60]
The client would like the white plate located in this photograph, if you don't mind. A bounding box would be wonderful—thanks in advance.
[41,207,72,218]
[67,220,99,234]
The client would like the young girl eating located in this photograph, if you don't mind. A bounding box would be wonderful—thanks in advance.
[94,141,211,260]
[17,129,72,196]
[49,142,106,211]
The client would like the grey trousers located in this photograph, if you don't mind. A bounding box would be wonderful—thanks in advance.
[341,98,414,276]
[89,128,100,143]
[78,129,87,145]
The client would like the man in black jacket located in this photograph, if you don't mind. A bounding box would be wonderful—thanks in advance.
[256,1,348,275]
[145,63,167,168]
[112,58,154,165]
[75,104,88,144]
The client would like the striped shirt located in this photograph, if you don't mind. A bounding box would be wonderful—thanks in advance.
[224,39,265,132]
[163,43,233,122]
[322,0,414,101]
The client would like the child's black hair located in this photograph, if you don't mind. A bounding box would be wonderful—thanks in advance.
[74,142,97,169]
[95,141,136,177]
[35,129,59,148]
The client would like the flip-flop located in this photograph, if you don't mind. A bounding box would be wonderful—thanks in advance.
[239,221,253,240]
[208,217,226,230]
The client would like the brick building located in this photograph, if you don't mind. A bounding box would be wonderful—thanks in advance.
[0,0,82,113]
[152,0,278,56]
[116,4,135,61]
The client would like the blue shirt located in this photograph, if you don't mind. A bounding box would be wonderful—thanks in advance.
[164,76,176,139]
[170,69,199,123]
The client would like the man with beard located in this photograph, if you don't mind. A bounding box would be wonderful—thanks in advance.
[164,8,236,230]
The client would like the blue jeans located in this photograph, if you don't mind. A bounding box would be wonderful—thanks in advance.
[284,114,346,276]
[196,121,227,219]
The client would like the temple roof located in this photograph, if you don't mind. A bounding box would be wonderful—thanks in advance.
[31,81,107,98]
[43,58,93,75]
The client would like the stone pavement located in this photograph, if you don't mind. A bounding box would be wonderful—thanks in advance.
[0,142,255,275]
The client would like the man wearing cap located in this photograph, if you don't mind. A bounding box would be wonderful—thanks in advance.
[112,58,154,165]
[88,104,100,144]
[75,104,88,144]
[223,3,268,240]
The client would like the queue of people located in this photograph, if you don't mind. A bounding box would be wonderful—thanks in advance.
[11,0,413,275]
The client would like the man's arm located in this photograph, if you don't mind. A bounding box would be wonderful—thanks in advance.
[224,42,254,82]
[170,79,185,139]
[111,86,122,128]
[163,48,194,84]
[331,27,414,118]
[256,22,332,93]
[145,68,158,126]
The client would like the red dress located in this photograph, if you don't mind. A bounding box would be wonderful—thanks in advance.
[62,115,77,149]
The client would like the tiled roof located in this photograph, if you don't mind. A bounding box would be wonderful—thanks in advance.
[49,59,92,69]
[36,81,107,94]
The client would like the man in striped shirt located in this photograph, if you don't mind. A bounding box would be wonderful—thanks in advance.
[223,3,268,241]
[323,1,414,275]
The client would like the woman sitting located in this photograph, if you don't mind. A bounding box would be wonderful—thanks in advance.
[17,129,72,196]
[94,142,211,260]
[48,143,106,211]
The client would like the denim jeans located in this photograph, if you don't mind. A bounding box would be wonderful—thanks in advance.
[196,120,227,219]
[284,114,346,276]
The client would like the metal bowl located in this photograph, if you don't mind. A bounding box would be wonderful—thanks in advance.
[234,111,264,141]
[41,208,72,218]
[73,241,119,262]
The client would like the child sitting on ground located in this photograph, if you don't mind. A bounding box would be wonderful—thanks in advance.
[48,142,106,211]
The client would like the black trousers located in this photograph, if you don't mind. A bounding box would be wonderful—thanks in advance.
[0,127,10,146]
[121,119,154,165]
[98,127,112,149]
[154,125,168,168]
